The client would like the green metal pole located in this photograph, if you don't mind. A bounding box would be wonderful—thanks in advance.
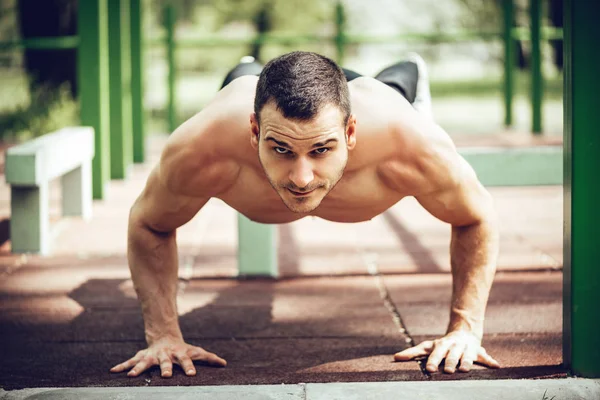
[165,5,177,133]
[108,0,133,179]
[503,0,514,127]
[334,2,346,65]
[563,0,600,378]
[130,0,145,163]
[530,0,543,134]
[78,0,110,199]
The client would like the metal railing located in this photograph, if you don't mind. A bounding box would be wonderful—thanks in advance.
[153,0,562,133]
[0,0,563,136]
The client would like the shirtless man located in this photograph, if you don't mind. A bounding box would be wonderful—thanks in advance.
[110,51,500,378]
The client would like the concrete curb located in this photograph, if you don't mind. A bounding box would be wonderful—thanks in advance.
[2,378,599,400]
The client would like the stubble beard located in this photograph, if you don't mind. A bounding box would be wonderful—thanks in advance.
[258,151,347,214]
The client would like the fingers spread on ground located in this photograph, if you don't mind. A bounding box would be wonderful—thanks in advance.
[157,351,173,378]
[426,341,451,373]
[443,343,466,373]
[128,358,152,377]
[110,358,137,373]
[198,351,227,367]
[175,353,197,376]
[394,341,434,361]
[458,346,478,372]
[478,348,501,368]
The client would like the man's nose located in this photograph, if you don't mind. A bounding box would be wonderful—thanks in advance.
[289,158,314,190]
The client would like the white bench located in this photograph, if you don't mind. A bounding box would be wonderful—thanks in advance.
[5,127,95,255]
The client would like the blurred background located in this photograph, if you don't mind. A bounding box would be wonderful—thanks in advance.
[0,0,563,141]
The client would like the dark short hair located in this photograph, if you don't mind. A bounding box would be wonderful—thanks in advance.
[254,51,351,127]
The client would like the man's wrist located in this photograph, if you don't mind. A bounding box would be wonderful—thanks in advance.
[447,307,484,339]
[145,324,184,345]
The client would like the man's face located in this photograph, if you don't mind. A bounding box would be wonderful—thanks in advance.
[250,102,357,214]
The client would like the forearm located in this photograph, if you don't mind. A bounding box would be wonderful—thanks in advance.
[447,218,499,339]
[128,219,182,345]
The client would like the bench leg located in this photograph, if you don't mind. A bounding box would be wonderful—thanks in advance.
[10,183,49,254]
[237,213,278,278]
[61,161,93,220]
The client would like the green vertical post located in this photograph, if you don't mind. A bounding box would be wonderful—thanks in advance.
[130,0,145,163]
[108,0,133,179]
[164,5,177,133]
[78,0,110,199]
[503,0,514,127]
[530,0,543,134]
[334,2,346,65]
[237,214,278,278]
[563,0,600,378]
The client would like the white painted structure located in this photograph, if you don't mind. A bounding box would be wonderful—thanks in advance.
[5,127,95,254]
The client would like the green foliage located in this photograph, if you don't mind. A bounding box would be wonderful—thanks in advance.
[210,0,333,33]
[149,0,333,33]
[0,83,79,142]
[455,0,502,32]
[147,0,336,71]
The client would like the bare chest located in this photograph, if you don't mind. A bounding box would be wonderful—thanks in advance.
[217,165,403,223]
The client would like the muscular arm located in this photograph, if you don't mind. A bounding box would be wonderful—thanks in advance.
[415,155,499,340]
[112,79,249,378]
[382,96,500,373]
[128,165,209,345]
[114,160,232,378]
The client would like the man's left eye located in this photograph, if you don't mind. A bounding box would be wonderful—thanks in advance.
[313,148,330,155]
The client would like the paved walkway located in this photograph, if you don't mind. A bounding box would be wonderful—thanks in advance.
[0,134,567,392]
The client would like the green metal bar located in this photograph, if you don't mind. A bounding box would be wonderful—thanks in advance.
[78,0,110,199]
[564,0,600,378]
[0,28,565,53]
[143,28,564,49]
[512,26,564,41]
[530,0,543,134]
[563,0,573,374]
[130,0,145,163]
[165,5,177,133]
[503,0,514,127]
[108,0,133,179]
[334,2,346,65]
[146,31,505,48]
[159,35,326,47]
[0,36,79,50]
[541,26,565,40]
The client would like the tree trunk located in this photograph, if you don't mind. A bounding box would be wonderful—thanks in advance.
[17,0,78,97]
[549,0,563,70]
[250,3,272,62]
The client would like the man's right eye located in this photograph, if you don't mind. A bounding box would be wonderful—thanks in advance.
[274,147,290,154]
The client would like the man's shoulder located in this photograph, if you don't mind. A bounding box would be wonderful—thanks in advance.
[218,75,259,107]
[156,79,258,197]
[362,92,461,196]
[159,132,241,198]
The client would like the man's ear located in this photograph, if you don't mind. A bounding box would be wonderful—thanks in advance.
[345,114,357,150]
[250,112,260,150]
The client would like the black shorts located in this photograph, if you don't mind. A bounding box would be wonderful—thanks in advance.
[220,58,418,104]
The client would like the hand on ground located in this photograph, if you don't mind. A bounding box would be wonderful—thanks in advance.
[110,337,227,378]
[393,330,500,373]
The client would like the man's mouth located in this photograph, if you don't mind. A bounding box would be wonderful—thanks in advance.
[288,188,316,197]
